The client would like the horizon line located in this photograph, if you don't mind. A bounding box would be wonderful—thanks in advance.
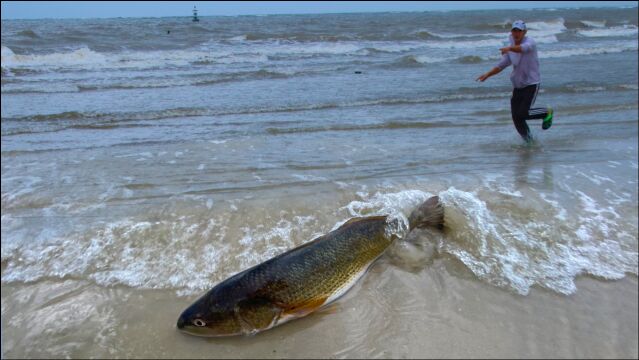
[2,4,637,21]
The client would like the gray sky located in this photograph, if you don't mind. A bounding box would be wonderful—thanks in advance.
[1,1,637,19]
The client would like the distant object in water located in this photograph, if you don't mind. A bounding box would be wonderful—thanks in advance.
[354,71,362,74]
[192,6,199,22]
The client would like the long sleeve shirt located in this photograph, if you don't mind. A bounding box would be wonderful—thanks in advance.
[496,35,541,89]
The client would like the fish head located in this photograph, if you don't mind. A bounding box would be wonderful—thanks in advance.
[176,292,243,337]
[178,286,286,337]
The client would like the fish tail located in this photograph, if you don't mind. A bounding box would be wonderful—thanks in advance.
[408,196,444,230]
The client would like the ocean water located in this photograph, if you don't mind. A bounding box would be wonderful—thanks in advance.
[1,6,638,358]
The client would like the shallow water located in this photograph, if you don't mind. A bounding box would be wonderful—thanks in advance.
[2,6,638,358]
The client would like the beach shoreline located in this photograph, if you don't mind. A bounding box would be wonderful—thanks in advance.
[2,258,637,359]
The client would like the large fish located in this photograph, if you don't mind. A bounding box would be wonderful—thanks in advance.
[177,195,444,337]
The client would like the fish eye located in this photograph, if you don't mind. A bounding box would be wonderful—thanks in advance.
[193,319,206,327]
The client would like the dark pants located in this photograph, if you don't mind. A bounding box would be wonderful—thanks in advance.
[511,84,549,141]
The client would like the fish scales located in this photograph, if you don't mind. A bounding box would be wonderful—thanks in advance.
[177,196,443,337]
[208,216,391,312]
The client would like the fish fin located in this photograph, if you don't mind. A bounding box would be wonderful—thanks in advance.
[408,196,444,230]
[235,298,283,334]
[342,217,365,226]
[341,216,387,228]
[282,297,327,318]
[316,302,341,315]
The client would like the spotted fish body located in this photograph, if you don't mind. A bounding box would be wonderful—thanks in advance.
[177,196,443,337]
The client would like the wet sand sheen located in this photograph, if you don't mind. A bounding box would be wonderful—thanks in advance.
[2,259,637,358]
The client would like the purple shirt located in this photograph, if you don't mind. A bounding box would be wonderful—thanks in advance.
[496,35,541,89]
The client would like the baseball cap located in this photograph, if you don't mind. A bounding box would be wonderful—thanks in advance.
[512,20,527,31]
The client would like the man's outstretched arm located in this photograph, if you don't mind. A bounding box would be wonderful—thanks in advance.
[476,66,503,82]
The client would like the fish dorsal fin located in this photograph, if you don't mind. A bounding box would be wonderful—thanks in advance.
[235,298,282,335]
[342,217,365,226]
[340,216,387,229]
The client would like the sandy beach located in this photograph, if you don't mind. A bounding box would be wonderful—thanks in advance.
[2,258,637,358]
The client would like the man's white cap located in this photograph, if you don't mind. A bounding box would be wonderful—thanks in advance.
[512,20,526,31]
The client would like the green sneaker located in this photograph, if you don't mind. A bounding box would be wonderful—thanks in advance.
[542,107,553,130]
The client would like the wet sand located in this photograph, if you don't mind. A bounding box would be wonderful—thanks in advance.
[2,256,637,359]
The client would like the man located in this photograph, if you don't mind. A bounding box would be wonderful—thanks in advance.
[476,20,553,142]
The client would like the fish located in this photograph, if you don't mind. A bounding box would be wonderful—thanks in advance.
[176,195,444,337]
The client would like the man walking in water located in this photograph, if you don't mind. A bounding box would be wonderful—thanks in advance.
[476,20,553,142]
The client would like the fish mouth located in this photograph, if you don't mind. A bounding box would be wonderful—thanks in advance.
[177,327,242,337]
[176,319,242,337]
[176,324,216,337]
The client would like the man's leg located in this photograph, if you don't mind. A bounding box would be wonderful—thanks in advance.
[526,84,553,129]
[511,87,533,141]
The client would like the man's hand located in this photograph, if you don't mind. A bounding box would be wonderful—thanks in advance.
[476,67,502,82]
[500,46,512,55]
[476,73,489,82]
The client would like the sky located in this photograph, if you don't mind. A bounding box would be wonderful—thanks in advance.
[1,1,637,19]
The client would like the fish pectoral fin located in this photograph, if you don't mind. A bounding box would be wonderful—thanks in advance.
[235,298,283,334]
[316,302,341,315]
[282,297,327,318]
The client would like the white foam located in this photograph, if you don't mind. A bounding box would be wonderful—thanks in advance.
[1,175,44,209]
[580,20,607,28]
[418,29,506,40]
[418,19,565,49]
[540,42,638,59]
[539,192,568,221]
[3,20,605,76]
[577,25,638,38]
[437,186,637,295]
[1,45,15,57]
[423,38,504,50]
[0,212,231,295]
[526,18,568,37]
[235,215,318,269]
[228,34,248,41]
[1,46,108,69]
[591,175,615,185]
[340,189,440,245]
[1,35,552,74]
[291,174,329,182]
[2,180,635,298]
[577,190,620,220]
[1,46,267,72]
[411,55,454,64]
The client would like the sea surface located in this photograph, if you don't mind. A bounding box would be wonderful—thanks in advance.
[1,6,638,358]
